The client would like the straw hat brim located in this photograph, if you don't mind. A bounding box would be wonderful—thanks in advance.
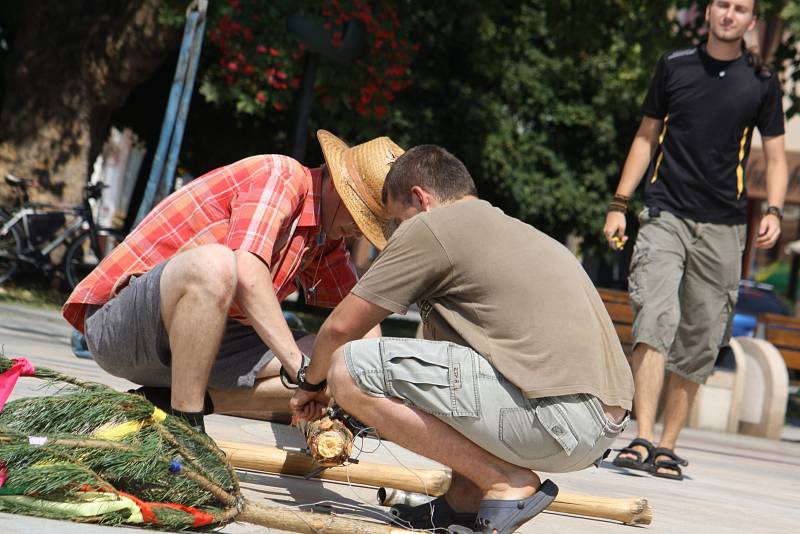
[317,130,388,250]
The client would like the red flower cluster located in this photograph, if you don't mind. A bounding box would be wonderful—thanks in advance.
[322,0,417,118]
[204,0,417,119]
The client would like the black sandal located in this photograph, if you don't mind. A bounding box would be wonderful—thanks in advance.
[650,447,688,480]
[390,495,476,530]
[612,437,655,472]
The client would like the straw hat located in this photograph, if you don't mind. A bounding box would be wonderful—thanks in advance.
[317,129,404,250]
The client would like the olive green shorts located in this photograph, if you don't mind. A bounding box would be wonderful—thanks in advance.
[343,338,628,473]
[628,208,746,383]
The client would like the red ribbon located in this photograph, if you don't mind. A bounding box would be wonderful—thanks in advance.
[78,486,215,527]
[0,462,7,488]
[0,358,35,412]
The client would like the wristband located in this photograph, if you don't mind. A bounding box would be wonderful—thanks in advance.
[608,194,630,214]
[296,365,327,392]
[279,353,311,390]
[765,206,784,220]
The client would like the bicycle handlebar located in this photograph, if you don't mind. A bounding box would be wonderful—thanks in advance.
[5,173,107,202]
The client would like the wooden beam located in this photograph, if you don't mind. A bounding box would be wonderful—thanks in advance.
[217,439,451,496]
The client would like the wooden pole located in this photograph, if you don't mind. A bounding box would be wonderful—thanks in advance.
[238,501,415,534]
[217,440,652,526]
[217,440,451,496]
[534,491,649,526]
[376,487,651,526]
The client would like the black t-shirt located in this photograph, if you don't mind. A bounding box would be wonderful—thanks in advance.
[641,44,785,224]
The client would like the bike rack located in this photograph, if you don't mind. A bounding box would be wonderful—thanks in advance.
[134,0,208,226]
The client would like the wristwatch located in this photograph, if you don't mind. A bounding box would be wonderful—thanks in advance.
[296,365,327,392]
[766,206,784,220]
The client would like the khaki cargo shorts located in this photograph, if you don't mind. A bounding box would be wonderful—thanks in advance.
[628,208,746,383]
[344,338,627,473]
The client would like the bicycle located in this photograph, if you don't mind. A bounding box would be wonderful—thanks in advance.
[0,173,125,289]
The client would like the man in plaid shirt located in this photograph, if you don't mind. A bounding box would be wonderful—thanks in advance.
[63,131,404,431]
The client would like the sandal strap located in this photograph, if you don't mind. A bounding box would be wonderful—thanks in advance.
[628,437,655,452]
[614,447,643,462]
[652,447,688,466]
[614,437,655,461]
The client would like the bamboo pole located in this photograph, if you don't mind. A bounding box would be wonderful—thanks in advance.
[376,487,651,526]
[546,491,652,526]
[238,501,415,534]
[218,440,652,526]
[217,439,451,496]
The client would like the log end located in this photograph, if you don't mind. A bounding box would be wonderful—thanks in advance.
[625,498,653,525]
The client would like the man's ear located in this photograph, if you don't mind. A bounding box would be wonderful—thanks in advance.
[410,186,431,211]
[747,15,757,32]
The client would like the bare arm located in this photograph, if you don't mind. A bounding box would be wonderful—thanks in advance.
[304,293,390,384]
[603,116,663,247]
[233,249,305,377]
[756,134,789,249]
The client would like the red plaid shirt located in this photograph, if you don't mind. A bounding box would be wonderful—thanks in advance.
[63,155,357,332]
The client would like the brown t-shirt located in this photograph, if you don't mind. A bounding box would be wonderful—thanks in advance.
[352,199,634,410]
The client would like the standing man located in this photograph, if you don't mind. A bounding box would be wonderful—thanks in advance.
[292,145,634,532]
[63,130,404,431]
[604,0,788,480]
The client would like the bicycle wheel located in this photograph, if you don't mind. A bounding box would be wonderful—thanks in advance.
[0,213,22,285]
[63,228,125,289]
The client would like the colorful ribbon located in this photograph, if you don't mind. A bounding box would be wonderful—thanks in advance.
[0,358,35,412]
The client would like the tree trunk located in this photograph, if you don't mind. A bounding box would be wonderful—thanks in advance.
[0,0,179,204]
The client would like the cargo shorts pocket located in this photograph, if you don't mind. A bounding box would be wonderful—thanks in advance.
[627,244,650,308]
[382,340,480,418]
[499,397,579,461]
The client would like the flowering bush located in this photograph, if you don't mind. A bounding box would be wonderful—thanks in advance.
[200,0,418,119]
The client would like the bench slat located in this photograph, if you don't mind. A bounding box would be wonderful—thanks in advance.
[597,288,629,304]
[604,302,634,324]
[758,312,800,329]
[763,328,800,349]
[614,324,633,345]
[779,349,800,371]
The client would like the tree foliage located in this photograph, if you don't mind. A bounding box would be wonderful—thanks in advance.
[2,0,798,253]
[195,0,417,120]
[367,1,690,253]
[182,1,800,253]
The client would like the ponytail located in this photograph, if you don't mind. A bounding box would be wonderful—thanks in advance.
[741,40,772,79]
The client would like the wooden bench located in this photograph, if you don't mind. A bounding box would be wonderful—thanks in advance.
[596,288,634,354]
[756,313,800,382]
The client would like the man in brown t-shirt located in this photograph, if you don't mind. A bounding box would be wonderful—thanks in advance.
[291,145,634,533]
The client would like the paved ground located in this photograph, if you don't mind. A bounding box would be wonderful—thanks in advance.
[1,302,799,533]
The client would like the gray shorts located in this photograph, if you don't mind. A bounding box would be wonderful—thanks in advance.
[344,338,628,472]
[628,208,746,383]
[84,261,296,389]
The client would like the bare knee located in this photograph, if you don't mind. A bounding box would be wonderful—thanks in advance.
[327,347,357,401]
[164,245,237,308]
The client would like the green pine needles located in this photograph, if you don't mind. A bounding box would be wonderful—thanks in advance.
[0,357,241,530]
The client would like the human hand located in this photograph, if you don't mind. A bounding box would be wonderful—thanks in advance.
[756,214,781,249]
[290,389,330,422]
[603,211,628,250]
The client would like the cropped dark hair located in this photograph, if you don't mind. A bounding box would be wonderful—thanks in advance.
[382,145,478,205]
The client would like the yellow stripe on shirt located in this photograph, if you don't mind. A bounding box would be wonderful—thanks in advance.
[650,116,669,183]
[736,127,750,199]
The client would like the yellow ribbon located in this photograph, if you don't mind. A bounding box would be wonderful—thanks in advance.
[92,408,168,441]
